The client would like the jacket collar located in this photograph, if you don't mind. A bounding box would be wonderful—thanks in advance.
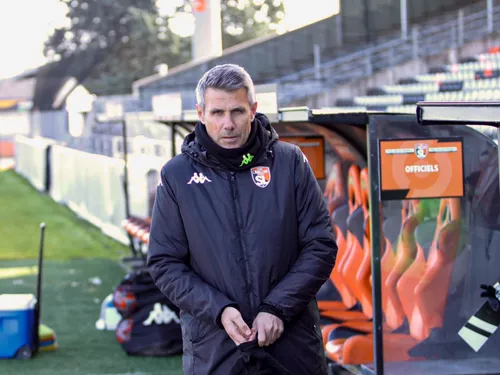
[181,113,279,170]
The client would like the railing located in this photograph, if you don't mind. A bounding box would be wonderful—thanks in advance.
[278,2,500,105]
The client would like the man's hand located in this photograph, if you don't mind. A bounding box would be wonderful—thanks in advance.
[252,312,284,347]
[221,306,255,346]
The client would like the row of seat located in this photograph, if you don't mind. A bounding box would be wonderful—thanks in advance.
[354,86,500,107]
[447,46,500,73]
[415,70,476,83]
[336,48,500,109]
[447,59,500,73]
[383,76,500,96]
[121,216,151,246]
[317,162,463,365]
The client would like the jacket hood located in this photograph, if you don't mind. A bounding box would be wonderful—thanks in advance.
[181,112,279,170]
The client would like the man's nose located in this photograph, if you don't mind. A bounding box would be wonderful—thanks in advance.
[221,113,236,129]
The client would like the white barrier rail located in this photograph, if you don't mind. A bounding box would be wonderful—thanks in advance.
[48,145,166,246]
[50,145,129,244]
[14,135,56,192]
[14,134,169,248]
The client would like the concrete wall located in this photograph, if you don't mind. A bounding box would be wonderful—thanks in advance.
[293,34,500,109]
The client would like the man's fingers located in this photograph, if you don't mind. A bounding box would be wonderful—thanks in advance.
[227,320,247,346]
[269,324,280,345]
[252,313,285,346]
[227,315,253,346]
[248,328,256,341]
[233,315,252,338]
[232,315,251,338]
[277,320,284,337]
[257,321,267,347]
[268,320,284,345]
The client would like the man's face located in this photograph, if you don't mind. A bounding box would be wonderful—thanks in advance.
[197,87,258,149]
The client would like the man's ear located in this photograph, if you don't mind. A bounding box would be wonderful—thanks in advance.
[250,101,258,121]
[196,104,204,124]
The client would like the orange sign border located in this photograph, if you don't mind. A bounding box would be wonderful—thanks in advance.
[378,137,465,201]
[281,135,326,179]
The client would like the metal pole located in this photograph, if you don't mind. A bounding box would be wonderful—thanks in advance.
[367,118,384,375]
[412,26,419,60]
[388,47,394,70]
[366,52,373,76]
[34,222,46,355]
[336,14,343,47]
[488,0,494,34]
[171,123,177,158]
[121,118,137,257]
[314,44,321,80]
[122,120,131,219]
[401,0,408,40]
[458,9,464,47]
[363,0,372,44]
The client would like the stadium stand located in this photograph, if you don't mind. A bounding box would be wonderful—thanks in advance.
[332,46,500,123]
[133,1,488,111]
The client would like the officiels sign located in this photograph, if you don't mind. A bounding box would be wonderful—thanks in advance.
[379,137,464,201]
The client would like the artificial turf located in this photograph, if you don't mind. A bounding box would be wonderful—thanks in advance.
[0,169,183,375]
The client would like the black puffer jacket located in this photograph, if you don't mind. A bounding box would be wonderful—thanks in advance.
[147,114,337,374]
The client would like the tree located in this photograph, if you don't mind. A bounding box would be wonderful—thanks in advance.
[44,0,285,96]
[221,0,285,49]
[81,16,191,95]
[44,0,190,95]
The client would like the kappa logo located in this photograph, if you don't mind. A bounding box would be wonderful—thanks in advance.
[251,166,271,188]
[188,172,212,184]
[240,153,254,167]
[143,303,180,326]
[415,143,429,159]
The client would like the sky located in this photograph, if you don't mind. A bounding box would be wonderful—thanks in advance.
[0,0,339,79]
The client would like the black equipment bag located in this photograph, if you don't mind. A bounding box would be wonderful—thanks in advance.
[113,269,183,357]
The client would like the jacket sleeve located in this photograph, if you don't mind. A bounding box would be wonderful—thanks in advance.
[147,167,238,326]
[261,147,337,322]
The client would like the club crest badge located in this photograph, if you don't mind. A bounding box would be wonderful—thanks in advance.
[251,166,271,188]
[415,143,429,159]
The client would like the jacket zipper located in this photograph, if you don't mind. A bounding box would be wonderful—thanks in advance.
[230,172,255,315]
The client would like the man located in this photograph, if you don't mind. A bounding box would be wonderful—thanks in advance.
[147,64,337,374]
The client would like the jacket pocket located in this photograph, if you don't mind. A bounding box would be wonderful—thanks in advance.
[181,313,201,343]
[300,300,323,343]
[192,319,220,345]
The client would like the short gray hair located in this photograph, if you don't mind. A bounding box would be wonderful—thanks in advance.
[195,64,256,111]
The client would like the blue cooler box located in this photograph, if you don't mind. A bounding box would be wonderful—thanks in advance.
[0,294,36,359]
